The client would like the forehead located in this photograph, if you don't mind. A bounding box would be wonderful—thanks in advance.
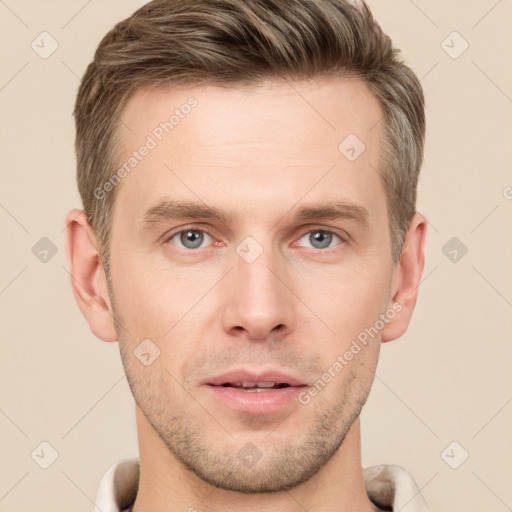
[118,76,382,153]
[112,77,385,226]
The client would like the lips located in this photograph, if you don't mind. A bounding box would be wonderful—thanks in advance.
[203,369,306,388]
[218,381,291,391]
[202,368,308,414]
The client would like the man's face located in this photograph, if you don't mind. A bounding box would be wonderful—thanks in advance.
[109,78,396,492]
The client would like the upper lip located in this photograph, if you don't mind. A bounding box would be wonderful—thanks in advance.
[203,368,307,387]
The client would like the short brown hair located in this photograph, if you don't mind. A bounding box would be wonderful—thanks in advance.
[74,0,425,273]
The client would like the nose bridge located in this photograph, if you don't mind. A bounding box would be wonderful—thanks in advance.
[221,237,295,339]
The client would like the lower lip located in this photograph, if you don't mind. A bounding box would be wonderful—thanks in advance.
[204,385,307,414]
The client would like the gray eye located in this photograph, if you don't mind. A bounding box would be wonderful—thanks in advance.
[297,230,341,250]
[178,229,205,249]
[309,230,333,249]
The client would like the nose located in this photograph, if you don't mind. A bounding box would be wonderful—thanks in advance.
[220,246,296,341]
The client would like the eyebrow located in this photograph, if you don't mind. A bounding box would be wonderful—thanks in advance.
[138,199,370,229]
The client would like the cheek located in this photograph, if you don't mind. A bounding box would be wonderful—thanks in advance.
[111,236,392,349]
[111,256,196,334]
[297,260,392,343]
[111,257,220,376]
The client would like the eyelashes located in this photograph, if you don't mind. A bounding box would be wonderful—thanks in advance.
[165,226,347,252]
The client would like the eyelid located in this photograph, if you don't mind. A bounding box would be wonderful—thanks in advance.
[163,225,216,247]
[162,224,350,249]
[293,227,348,250]
[295,225,350,243]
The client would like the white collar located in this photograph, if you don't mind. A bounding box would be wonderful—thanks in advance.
[92,457,430,512]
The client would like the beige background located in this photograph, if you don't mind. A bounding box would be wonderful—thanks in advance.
[1,1,511,511]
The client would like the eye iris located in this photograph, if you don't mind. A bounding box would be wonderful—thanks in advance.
[180,229,204,249]
[310,230,332,249]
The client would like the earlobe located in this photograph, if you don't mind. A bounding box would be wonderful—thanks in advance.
[65,209,118,342]
[381,212,427,343]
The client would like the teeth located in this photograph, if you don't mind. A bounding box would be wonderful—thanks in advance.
[231,381,278,389]
[256,381,277,388]
[241,381,276,388]
[221,381,290,391]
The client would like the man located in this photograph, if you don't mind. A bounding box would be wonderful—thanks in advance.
[65,0,428,510]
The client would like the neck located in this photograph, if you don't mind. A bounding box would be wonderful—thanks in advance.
[132,406,380,512]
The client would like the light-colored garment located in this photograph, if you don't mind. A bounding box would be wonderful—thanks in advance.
[93,456,430,512]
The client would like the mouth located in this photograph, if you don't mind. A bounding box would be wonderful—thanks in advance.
[202,369,308,414]
[215,381,293,392]
[203,368,306,388]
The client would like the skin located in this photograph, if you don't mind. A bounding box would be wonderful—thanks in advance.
[66,77,426,512]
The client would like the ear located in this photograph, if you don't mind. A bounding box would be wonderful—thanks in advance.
[381,212,427,343]
[65,209,118,342]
